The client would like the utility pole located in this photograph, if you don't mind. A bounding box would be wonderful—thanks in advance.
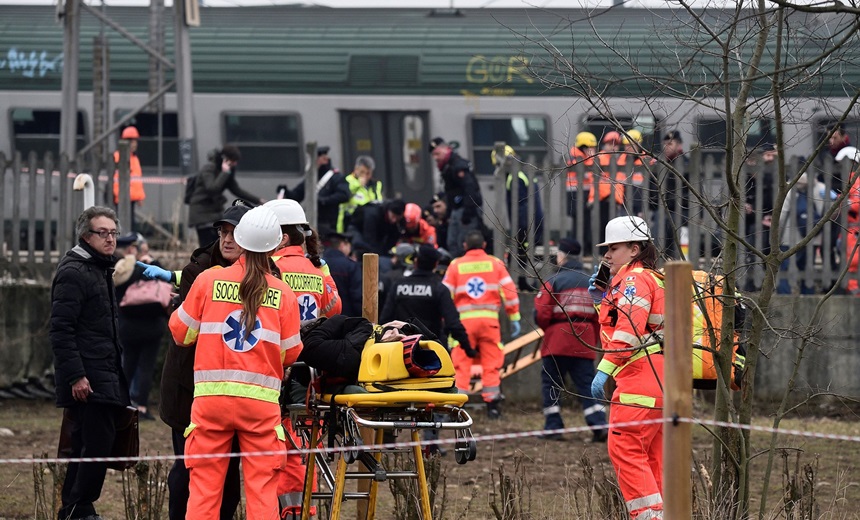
[175,0,197,176]
[60,0,81,159]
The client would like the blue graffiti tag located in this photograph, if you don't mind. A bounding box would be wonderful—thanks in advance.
[0,47,64,78]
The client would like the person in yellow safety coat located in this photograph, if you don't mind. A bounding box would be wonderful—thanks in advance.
[442,230,521,419]
[338,155,383,232]
[113,126,146,231]
[588,216,665,520]
[263,199,339,518]
[168,205,303,520]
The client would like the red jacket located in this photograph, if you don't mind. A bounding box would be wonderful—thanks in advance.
[534,258,598,359]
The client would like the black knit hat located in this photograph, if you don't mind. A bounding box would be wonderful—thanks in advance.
[558,237,582,255]
[428,137,446,152]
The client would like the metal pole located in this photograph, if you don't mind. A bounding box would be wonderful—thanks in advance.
[60,0,81,158]
[117,140,132,232]
[663,261,693,520]
[305,142,318,229]
[175,0,197,176]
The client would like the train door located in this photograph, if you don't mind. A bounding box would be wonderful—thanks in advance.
[340,110,431,204]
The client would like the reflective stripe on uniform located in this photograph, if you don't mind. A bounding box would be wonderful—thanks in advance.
[279,492,303,507]
[583,404,605,417]
[543,405,561,415]
[280,332,302,351]
[597,343,662,376]
[198,321,282,345]
[627,295,651,311]
[454,283,500,294]
[555,304,596,315]
[457,303,500,312]
[194,369,281,391]
[194,381,281,403]
[626,492,663,512]
[460,310,500,320]
[619,392,657,408]
[612,329,641,345]
[636,510,664,520]
[321,292,339,315]
[176,305,200,331]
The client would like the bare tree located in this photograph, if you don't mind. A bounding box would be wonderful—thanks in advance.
[507,2,860,517]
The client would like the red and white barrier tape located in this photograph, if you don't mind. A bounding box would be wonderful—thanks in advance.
[1,415,858,466]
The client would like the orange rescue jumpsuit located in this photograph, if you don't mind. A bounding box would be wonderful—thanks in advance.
[169,259,303,520]
[596,262,665,520]
[112,150,145,204]
[442,248,520,402]
[847,176,860,294]
[271,245,341,516]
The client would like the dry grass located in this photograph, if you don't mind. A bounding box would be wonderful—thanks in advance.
[1,399,859,519]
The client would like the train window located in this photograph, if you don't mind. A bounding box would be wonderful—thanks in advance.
[697,117,775,161]
[11,108,86,160]
[470,115,549,175]
[223,113,302,173]
[114,111,180,169]
[585,115,660,155]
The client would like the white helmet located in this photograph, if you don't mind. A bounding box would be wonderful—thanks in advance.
[234,206,283,253]
[596,216,651,247]
[264,199,308,226]
[835,146,860,163]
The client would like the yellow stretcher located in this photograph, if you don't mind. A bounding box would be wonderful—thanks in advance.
[286,336,477,520]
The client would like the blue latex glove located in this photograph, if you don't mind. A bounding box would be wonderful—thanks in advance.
[510,320,522,338]
[591,371,610,401]
[588,264,604,304]
[136,261,172,282]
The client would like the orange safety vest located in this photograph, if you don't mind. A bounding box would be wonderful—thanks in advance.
[441,249,521,322]
[566,147,595,191]
[112,150,145,204]
[404,219,438,247]
[617,152,646,186]
[596,262,665,408]
[588,154,626,206]
[168,259,303,405]
[272,245,342,322]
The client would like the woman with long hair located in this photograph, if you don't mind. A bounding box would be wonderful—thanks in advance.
[589,215,665,520]
[169,205,302,520]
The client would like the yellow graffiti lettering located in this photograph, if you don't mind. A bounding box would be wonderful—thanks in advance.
[466,55,533,85]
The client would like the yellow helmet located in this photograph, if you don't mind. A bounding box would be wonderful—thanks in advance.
[490,145,516,166]
[622,129,643,145]
[575,132,598,148]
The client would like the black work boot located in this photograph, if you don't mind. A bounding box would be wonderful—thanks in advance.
[486,399,502,420]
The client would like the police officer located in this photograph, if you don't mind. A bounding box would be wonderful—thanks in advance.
[380,244,473,356]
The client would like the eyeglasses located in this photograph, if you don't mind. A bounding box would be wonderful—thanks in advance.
[217,228,235,238]
[89,229,119,239]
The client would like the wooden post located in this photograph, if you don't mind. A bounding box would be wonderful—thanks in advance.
[358,253,379,520]
[662,261,693,519]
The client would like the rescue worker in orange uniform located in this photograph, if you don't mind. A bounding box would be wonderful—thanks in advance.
[442,230,521,418]
[113,125,145,231]
[617,129,648,216]
[589,216,665,520]
[400,202,438,247]
[169,205,303,520]
[590,133,627,225]
[837,147,860,293]
[263,199,340,518]
[568,131,598,248]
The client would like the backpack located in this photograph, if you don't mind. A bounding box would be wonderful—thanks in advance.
[651,269,747,390]
[183,174,198,204]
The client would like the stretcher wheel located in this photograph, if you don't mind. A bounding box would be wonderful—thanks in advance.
[455,441,471,465]
[467,439,477,461]
[345,436,362,464]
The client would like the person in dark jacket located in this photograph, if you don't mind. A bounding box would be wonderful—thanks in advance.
[278,145,352,237]
[533,237,607,442]
[322,232,363,317]
[114,233,167,421]
[380,244,472,355]
[158,204,249,520]
[429,137,483,256]
[51,206,131,520]
[187,145,264,246]
[346,199,405,257]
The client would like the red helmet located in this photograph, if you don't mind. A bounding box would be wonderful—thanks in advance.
[121,126,140,139]
[602,131,622,145]
[401,334,442,378]
[404,203,422,230]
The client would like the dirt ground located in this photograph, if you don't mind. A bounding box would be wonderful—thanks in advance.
[1,398,859,520]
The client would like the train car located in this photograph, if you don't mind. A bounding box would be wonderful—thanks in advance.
[2,4,859,229]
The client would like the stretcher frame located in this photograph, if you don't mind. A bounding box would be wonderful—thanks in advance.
[286,373,477,520]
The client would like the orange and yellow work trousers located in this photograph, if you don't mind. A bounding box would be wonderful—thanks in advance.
[452,317,503,402]
[185,396,285,520]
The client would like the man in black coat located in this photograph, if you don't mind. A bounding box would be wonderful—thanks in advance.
[322,232,363,317]
[429,137,483,256]
[279,146,351,237]
[51,206,131,520]
[347,199,405,257]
